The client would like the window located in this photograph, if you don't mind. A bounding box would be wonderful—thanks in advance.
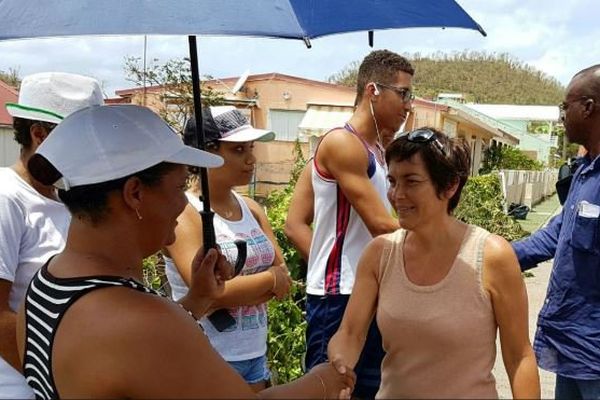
[268,109,307,142]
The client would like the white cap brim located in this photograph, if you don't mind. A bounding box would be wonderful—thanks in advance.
[165,145,224,169]
[5,103,63,124]
[221,126,275,142]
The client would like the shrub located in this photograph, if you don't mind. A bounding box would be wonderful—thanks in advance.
[265,140,308,383]
[267,282,306,383]
[480,145,544,174]
[264,141,307,281]
[455,174,529,241]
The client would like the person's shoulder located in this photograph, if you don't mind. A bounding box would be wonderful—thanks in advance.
[240,195,264,216]
[483,230,512,254]
[319,128,366,152]
[482,232,519,273]
[0,169,27,215]
[0,168,23,195]
[364,234,392,255]
[70,284,200,341]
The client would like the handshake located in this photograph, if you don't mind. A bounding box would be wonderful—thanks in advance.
[306,359,356,399]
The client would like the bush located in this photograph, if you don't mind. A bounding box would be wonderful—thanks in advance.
[264,140,308,383]
[264,141,307,281]
[455,174,528,241]
[267,283,306,383]
[480,145,543,174]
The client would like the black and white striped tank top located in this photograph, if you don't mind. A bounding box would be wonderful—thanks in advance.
[23,261,162,400]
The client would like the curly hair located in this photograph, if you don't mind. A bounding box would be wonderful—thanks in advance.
[356,50,415,103]
[12,117,57,149]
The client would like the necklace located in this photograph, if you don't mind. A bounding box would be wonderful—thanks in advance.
[215,194,239,220]
[221,209,234,219]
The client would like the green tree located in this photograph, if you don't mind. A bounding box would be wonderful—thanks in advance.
[327,51,564,105]
[480,145,543,174]
[264,141,308,383]
[455,174,528,241]
[124,56,224,132]
[0,67,20,88]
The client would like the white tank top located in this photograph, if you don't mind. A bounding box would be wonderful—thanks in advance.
[306,125,391,296]
[165,191,275,361]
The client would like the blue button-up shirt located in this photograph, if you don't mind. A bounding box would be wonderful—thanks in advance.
[513,154,600,379]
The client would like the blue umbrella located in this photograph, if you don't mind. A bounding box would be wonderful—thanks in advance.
[0,1,485,41]
[0,0,485,242]
[0,0,485,327]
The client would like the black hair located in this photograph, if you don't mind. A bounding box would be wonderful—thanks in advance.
[385,127,471,213]
[28,154,178,224]
[573,64,600,99]
[12,117,57,149]
[183,116,220,176]
[356,50,415,104]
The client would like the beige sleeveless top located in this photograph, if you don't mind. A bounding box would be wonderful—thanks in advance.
[376,225,498,399]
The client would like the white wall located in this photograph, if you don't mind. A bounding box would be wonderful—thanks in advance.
[0,127,19,167]
[498,169,558,209]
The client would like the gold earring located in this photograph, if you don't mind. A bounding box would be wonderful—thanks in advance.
[135,209,143,221]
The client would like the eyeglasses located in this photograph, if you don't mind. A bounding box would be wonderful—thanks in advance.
[375,82,415,102]
[559,96,595,112]
[394,128,446,155]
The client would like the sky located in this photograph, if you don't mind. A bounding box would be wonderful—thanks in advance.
[0,0,597,99]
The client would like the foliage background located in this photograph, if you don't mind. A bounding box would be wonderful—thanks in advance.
[327,51,564,105]
[479,145,544,174]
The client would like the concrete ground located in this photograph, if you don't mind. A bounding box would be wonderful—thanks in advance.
[492,194,561,398]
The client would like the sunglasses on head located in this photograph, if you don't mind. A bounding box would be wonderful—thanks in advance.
[394,128,446,155]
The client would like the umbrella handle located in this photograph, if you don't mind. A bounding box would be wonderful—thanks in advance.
[207,240,247,332]
[201,210,217,250]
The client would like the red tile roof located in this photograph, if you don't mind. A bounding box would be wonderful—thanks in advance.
[114,72,355,96]
[0,80,18,126]
[0,81,19,126]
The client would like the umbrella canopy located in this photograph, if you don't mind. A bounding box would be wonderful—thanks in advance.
[0,0,485,40]
[0,0,485,330]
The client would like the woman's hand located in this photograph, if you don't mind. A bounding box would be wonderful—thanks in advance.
[180,248,233,318]
[268,265,292,300]
[308,362,356,399]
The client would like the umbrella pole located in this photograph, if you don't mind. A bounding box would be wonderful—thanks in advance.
[188,35,216,250]
[188,36,247,332]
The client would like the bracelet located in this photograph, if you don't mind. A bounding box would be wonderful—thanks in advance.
[270,268,278,292]
[314,372,327,400]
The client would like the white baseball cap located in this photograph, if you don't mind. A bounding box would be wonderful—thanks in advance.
[34,105,223,190]
[6,72,104,124]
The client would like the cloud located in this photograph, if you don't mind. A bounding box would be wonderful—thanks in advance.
[0,1,597,95]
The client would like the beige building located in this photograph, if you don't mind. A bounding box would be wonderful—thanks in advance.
[0,81,19,167]
[300,97,519,177]
[409,99,519,175]
[110,73,520,196]
[110,73,355,197]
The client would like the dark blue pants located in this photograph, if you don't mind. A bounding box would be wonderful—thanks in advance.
[556,375,600,400]
[305,294,384,399]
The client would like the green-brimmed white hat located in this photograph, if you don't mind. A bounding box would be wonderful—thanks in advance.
[6,72,104,124]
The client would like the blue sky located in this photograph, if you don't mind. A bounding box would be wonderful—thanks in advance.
[0,0,597,100]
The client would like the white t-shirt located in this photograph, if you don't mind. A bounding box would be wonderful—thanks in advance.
[165,191,275,362]
[0,167,70,399]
